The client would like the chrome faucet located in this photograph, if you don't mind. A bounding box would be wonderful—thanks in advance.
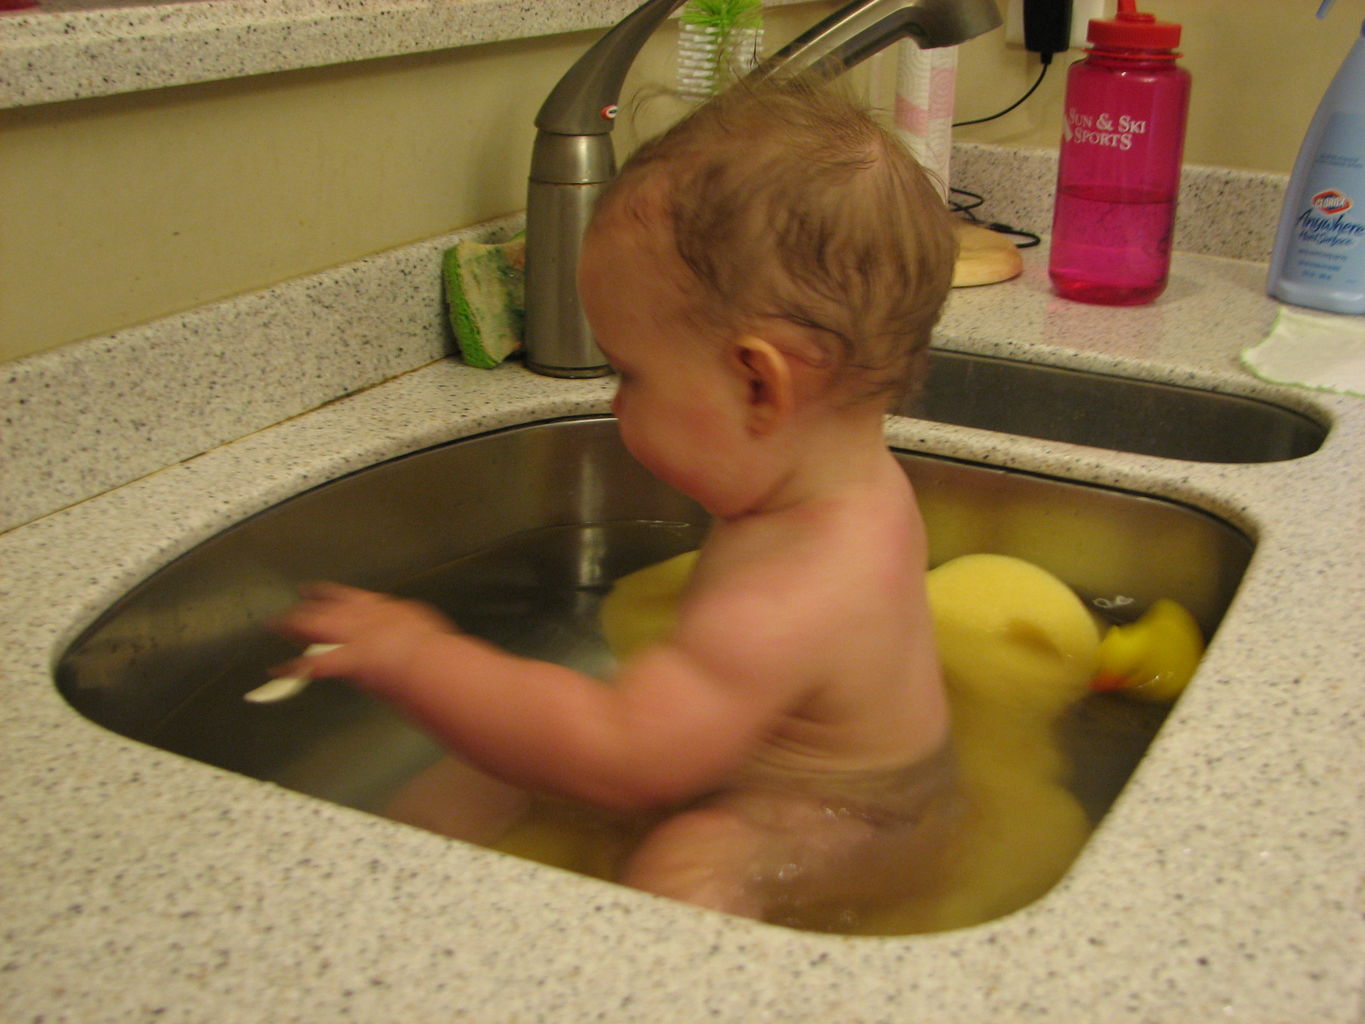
[523,0,1003,377]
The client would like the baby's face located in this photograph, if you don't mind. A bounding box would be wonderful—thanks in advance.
[578,218,746,512]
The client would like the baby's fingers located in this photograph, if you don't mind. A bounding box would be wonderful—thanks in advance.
[298,581,383,605]
[269,581,381,644]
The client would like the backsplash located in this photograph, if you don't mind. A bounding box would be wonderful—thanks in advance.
[952,143,1287,264]
[0,147,1289,533]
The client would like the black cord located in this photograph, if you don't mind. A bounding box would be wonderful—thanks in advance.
[949,187,985,218]
[952,56,1052,128]
[949,187,1042,249]
[943,55,1054,248]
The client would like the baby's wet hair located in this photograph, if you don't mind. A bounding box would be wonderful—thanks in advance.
[596,75,958,402]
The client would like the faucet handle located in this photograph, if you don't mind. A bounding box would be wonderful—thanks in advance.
[536,0,690,136]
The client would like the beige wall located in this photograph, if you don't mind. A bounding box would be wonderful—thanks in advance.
[0,32,600,364]
[951,0,1358,172]
[1,1,1358,363]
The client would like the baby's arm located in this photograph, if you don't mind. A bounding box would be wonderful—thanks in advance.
[273,583,803,810]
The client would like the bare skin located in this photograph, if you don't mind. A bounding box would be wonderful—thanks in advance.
[273,205,954,921]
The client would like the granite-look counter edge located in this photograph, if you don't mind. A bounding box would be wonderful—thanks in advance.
[0,0,818,109]
[2,230,1362,1020]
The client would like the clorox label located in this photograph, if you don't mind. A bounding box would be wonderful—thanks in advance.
[1311,190,1353,215]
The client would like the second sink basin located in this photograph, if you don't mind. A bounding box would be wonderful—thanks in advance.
[903,349,1326,462]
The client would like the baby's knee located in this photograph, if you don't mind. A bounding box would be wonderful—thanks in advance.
[383,755,529,844]
[621,807,765,917]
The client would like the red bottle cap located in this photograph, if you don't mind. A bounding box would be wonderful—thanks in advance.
[1088,0,1182,52]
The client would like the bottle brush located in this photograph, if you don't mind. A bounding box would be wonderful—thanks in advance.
[677,0,765,101]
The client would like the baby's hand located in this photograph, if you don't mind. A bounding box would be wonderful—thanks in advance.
[270,583,458,693]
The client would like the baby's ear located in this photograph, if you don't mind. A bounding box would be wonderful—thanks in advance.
[731,335,795,436]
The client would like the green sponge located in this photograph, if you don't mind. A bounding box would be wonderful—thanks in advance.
[443,234,526,369]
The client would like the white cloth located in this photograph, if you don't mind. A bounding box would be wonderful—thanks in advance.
[1241,305,1365,397]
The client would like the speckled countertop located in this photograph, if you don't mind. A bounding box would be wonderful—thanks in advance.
[0,0,643,108]
[3,166,1364,1019]
[0,0,819,109]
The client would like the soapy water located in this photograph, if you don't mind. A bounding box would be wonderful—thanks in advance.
[203,522,1168,935]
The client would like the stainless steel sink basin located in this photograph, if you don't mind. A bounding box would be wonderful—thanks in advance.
[57,416,1253,912]
[904,349,1326,462]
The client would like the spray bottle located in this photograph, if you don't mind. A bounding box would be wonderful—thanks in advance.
[1266,0,1365,316]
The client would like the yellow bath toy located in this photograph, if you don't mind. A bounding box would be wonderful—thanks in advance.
[925,552,1101,719]
[1091,597,1205,702]
[598,550,699,663]
[882,553,1098,933]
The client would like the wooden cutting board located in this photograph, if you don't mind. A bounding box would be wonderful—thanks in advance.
[953,221,1023,288]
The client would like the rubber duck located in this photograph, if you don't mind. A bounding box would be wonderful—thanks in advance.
[888,554,1096,934]
[1090,598,1205,703]
[925,552,1100,723]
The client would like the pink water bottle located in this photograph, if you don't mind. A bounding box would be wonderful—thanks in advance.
[1048,0,1191,305]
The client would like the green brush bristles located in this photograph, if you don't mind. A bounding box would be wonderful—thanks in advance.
[442,235,526,369]
[679,0,763,33]
[678,0,764,98]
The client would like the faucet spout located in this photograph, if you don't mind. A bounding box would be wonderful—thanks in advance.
[762,0,1002,80]
[522,0,1002,378]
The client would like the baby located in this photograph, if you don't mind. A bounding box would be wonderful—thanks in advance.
[274,79,961,927]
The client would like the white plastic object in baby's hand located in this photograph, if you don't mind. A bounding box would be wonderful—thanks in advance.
[243,643,342,703]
